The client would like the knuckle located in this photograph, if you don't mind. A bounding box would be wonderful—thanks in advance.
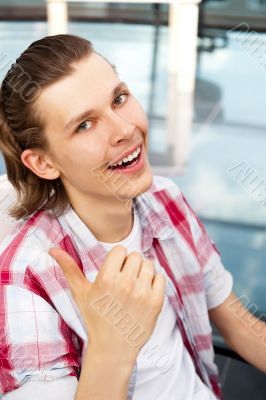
[119,278,133,295]
[145,267,155,276]
[152,295,164,311]
[132,288,149,303]
[143,259,155,271]
[114,245,127,255]
[127,251,142,262]
[99,273,113,289]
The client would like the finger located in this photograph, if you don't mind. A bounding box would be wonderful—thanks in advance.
[152,273,166,298]
[49,247,91,292]
[120,252,142,280]
[138,259,155,287]
[99,245,128,278]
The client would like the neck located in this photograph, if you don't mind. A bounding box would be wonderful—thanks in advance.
[69,194,134,243]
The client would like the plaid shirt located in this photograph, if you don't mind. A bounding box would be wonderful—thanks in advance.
[0,175,233,398]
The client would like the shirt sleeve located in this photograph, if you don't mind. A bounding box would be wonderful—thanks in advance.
[0,285,80,396]
[180,193,233,310]
[2,375,78,399]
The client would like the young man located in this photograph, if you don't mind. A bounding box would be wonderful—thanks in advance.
[0,34,265,400]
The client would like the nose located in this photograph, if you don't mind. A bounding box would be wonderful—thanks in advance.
[106,109,135,145]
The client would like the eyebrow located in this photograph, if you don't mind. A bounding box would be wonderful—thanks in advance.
[64,81,128,132]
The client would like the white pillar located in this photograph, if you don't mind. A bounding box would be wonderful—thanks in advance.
[167,0,202,166]
[47,0,68,35]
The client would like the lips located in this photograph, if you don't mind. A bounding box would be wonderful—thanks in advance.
[108,142,142,168]
[107,144,145,174]
[109,147,141,170]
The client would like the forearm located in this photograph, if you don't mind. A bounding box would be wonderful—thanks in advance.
[209,292,266,374]
[226,316,266,373]
[74,346,135,400]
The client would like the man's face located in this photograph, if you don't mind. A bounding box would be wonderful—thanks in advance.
[36,52,153,208]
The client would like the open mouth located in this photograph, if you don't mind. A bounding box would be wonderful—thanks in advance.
[108,145,142,170]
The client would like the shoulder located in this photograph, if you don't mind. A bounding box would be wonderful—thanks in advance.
[0,209,65,285]
[0,209,63,250]
[0,174,65,253]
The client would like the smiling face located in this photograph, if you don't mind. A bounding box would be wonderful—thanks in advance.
[24,52,153,212]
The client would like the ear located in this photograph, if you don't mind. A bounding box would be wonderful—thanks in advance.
[21,149,60,180]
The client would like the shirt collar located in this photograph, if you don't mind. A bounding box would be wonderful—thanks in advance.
[133,190,175,251]
[58,188,175,270]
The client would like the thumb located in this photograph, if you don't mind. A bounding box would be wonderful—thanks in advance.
[49,247,92,293]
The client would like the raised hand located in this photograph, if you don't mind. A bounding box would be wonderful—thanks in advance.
[49,245,166,365]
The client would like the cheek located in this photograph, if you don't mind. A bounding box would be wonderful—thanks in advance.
[126,99,149,135]
[56,140,103,172]
[132,101,149,140]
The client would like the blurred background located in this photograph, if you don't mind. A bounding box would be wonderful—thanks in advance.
[0,1,265,398]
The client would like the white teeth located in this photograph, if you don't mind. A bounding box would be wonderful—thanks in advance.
[111,146,141,167]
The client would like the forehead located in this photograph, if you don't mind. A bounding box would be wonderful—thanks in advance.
[36,53,120,129]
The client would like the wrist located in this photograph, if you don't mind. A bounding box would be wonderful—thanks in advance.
[86,344,136,372]
[75,346,134,400]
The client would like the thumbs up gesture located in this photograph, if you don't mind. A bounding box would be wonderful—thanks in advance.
[49,245,166,365]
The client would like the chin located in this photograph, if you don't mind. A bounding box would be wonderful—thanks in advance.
[120,169,154,201]
[138,170,153,194]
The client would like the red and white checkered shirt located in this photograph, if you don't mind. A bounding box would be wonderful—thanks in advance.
[0,175,233,398]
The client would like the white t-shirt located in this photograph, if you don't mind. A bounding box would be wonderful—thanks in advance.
[99,207,216,400]
[4,208,216,400]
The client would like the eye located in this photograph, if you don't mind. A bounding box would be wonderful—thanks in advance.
[75,120,93,134]
[114,92,129,106]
